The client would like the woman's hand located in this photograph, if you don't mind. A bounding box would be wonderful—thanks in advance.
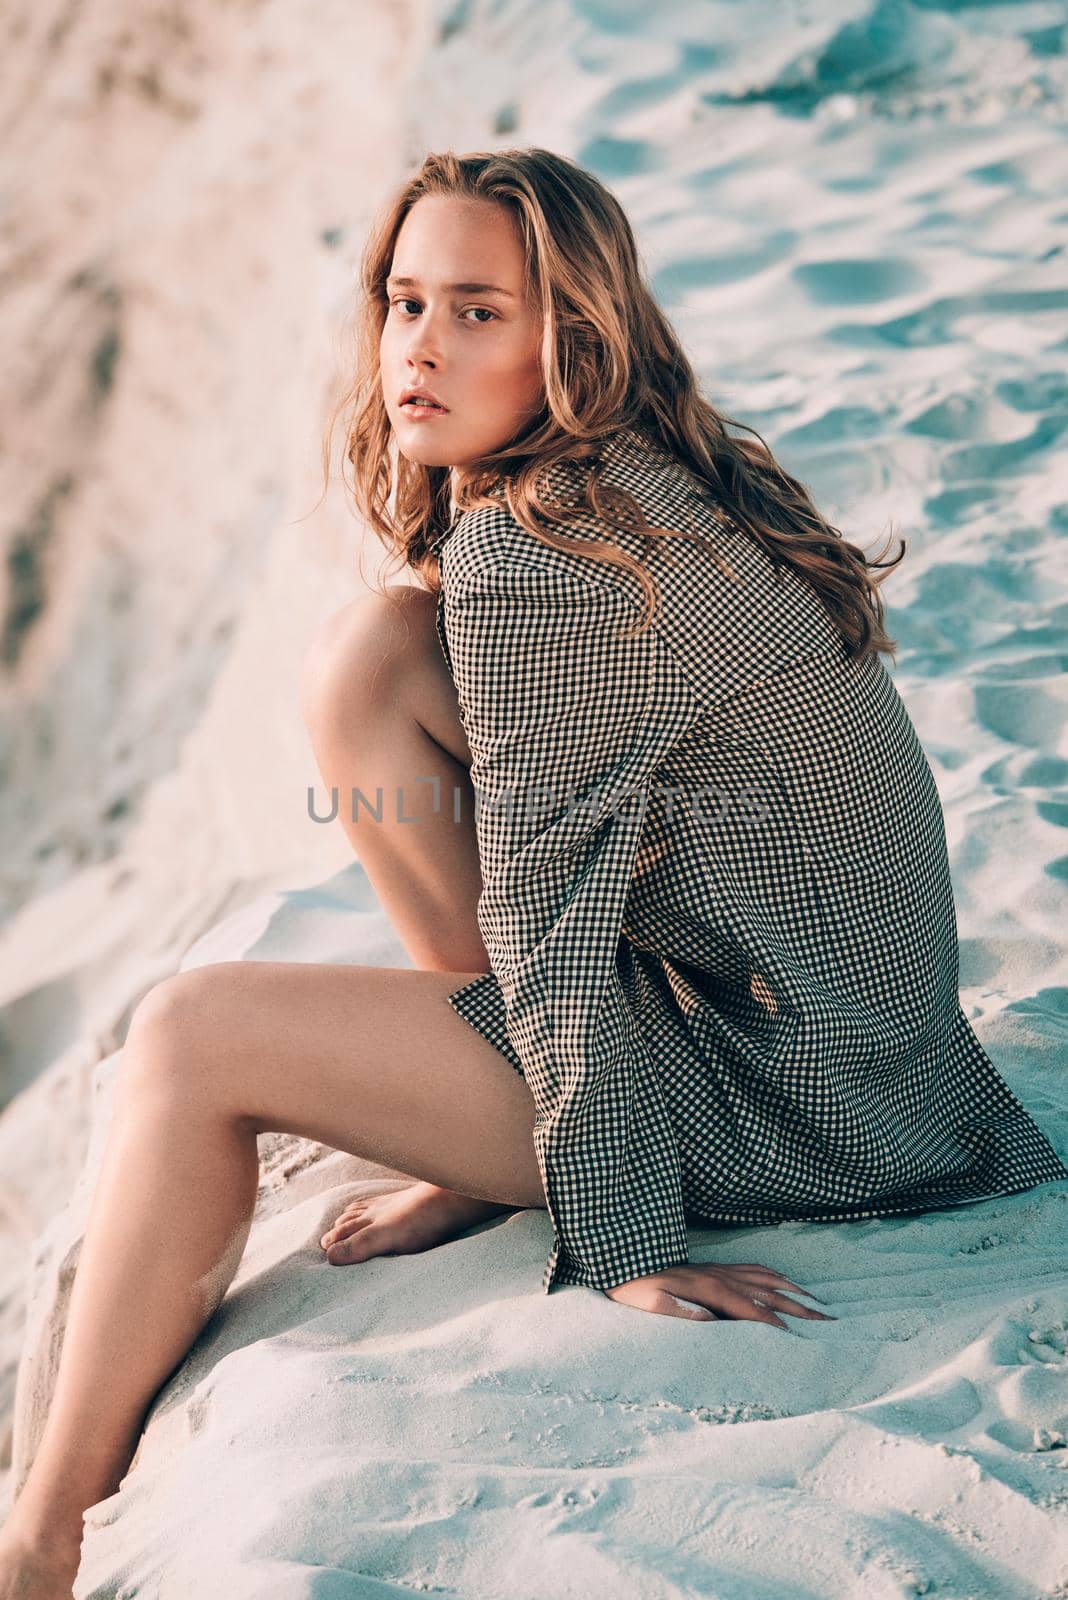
[602,1261,836,1330]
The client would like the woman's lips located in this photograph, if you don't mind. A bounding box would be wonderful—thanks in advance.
[400,399,449,419]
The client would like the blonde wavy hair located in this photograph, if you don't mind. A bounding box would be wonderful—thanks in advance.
[321,146,905,663]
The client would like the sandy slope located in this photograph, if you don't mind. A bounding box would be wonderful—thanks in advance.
[58,869,1068,1598]
[2,0,1067,1594]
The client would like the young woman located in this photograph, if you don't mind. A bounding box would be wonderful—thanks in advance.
[2,147,1064,1596]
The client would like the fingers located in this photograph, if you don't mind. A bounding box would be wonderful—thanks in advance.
[757,1290,836,1322]
[662,1283,788,1332]
[607,1267,837,1329]
[704,1264,833,1312]
[758,1282,836,1320]
[729,1266,828,1304]
[703,1283,823,1330]
[729,1274,835,1320]
[682,1265,838,1327]
[721,1289,788,1331]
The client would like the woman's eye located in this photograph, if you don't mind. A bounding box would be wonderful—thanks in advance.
[388,299,495,324]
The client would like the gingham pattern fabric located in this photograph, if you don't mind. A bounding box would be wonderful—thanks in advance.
[430,426,1068,1296]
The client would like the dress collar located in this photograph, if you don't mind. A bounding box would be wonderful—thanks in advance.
[427,519,458,558]
[427,427,657,559]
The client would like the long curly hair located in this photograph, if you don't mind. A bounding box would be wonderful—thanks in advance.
[321,146,905,663]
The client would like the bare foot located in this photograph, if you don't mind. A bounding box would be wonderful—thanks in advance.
[319,1182,514,1265]
[0,1526,82,1599]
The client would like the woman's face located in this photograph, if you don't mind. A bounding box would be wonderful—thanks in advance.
[380,195,545,483]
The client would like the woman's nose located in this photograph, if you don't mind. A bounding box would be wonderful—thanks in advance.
[405,315,447,365]
[406,338,442,367]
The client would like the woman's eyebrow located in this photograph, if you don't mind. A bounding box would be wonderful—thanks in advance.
[385,275,517,298]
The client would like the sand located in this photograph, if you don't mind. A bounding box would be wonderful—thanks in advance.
[1,0,1066,1594]
[44,872,1068,1597]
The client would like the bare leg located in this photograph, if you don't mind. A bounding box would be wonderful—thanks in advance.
[0,588,535,1592]
[0,959,545,1592]
[300,583,489,973]
[300,585,517,1261]
[0,1067,260,1593]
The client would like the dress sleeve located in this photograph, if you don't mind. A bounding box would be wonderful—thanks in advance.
[440,548,706,1294]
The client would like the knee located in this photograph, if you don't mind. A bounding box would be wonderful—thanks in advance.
[121,967,230,1096]
[299,586,432,747]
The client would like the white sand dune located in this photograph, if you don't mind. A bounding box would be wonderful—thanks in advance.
[2,0,1067,1592]
[16,871,1066,1598]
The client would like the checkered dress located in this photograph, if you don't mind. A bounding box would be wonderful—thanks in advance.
[430,426,1068,1296]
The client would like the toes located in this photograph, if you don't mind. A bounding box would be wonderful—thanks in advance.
[325,1226,386,1265]
[320,1208,372,1249]
[337,1203,369,1228]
